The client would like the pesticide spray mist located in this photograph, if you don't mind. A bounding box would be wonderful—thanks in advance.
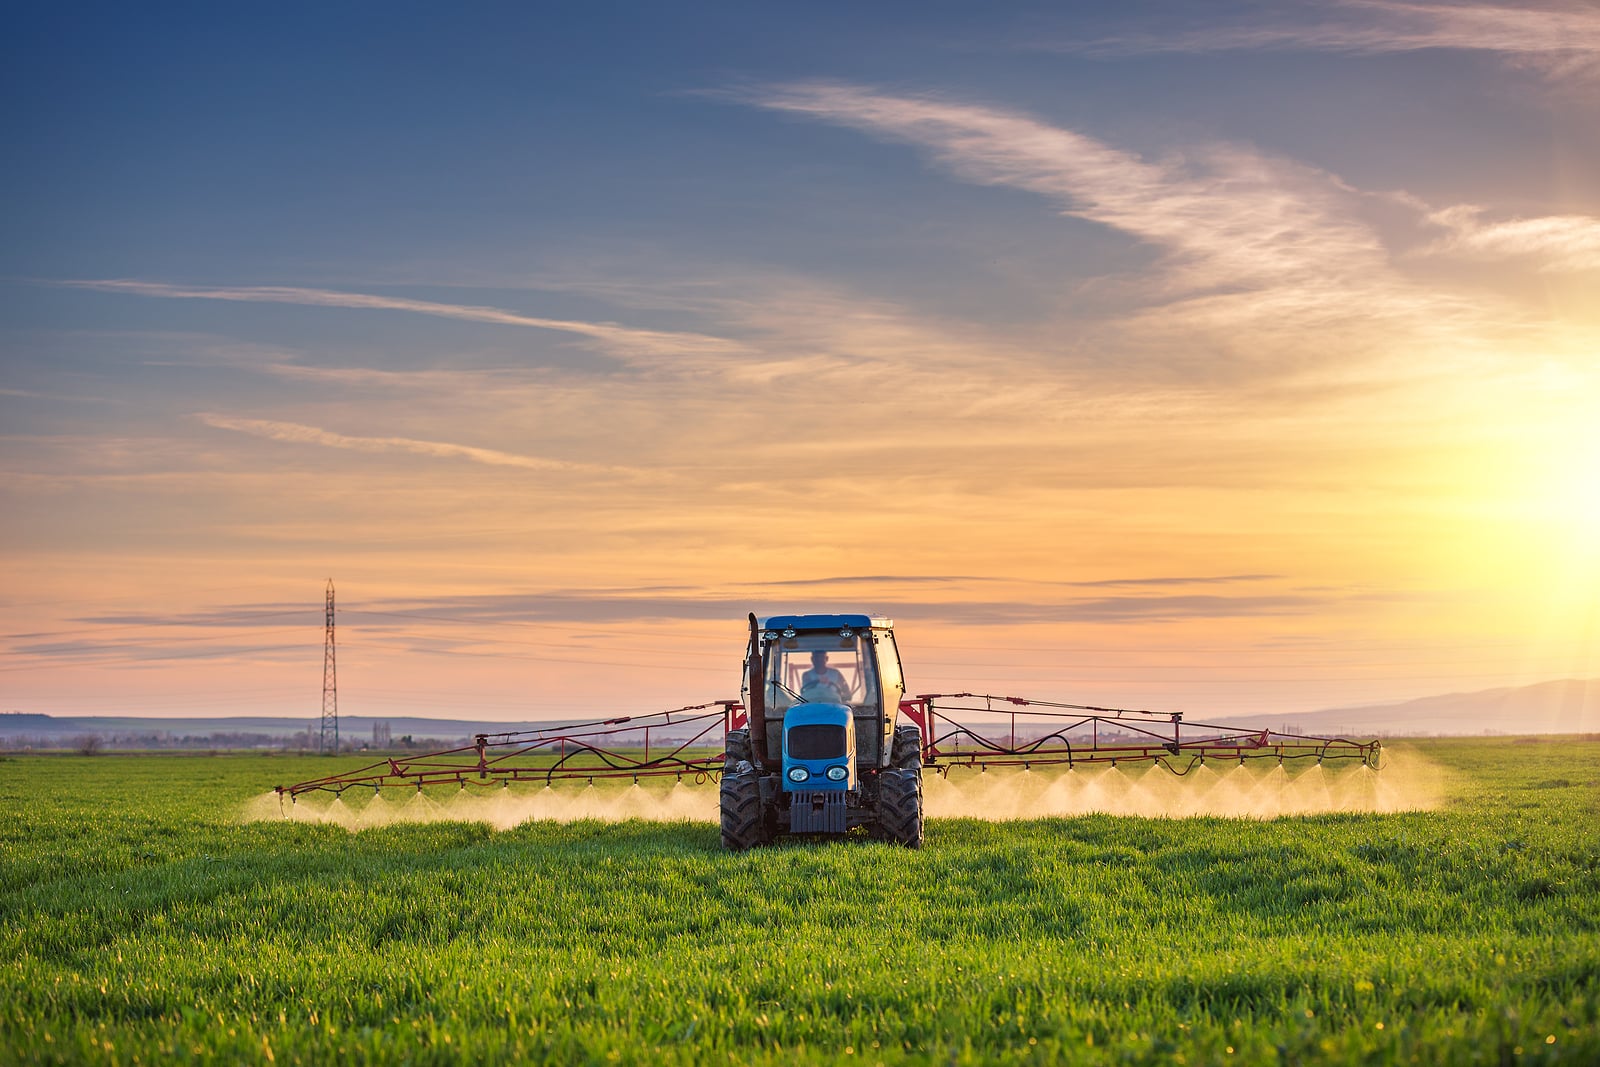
[923,746,1445,821]
[241,747,1444,830]
[242,778,720,830]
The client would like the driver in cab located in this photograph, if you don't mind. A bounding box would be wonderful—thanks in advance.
[799,650,851,704]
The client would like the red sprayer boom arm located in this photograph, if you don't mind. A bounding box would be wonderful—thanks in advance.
[276,694,1377,801]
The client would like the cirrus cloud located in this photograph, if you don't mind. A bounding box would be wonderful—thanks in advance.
[736,81,1506,373]
[196,413,637,476]
[1058,1,1600,84]
[55,279,747,364]
[1419,205,1600,271]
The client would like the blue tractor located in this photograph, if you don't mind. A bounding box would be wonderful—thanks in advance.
[720,613,923,849]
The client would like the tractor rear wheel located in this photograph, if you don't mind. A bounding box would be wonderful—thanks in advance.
[877,767,923,848]
[720,761,769,851]
[891,724,922,769]
[723,728,752,772]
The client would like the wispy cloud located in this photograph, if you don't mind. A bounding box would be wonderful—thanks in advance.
[1063,1,1600,82]
[196,413,633,475]
[738,82,1502,375]
[56,279,746,362]
[747,82,1382,296]
[309,589,1339,627]
[260,362,536,390]
[743,573,1279,590]
[1419,205,1600,271]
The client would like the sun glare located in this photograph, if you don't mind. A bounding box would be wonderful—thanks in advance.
[1518,419,1600,535]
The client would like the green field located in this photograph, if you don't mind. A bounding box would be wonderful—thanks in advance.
[1,740,1596,1065]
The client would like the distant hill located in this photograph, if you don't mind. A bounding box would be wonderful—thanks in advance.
[1218,678,1600,737]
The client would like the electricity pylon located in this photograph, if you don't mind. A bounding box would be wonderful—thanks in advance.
[319,579,338,754]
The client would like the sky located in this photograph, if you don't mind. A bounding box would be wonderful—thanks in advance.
[2,1,1598,727]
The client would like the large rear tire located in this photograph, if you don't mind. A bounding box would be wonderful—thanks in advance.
[891,724,922,769]
[877,767,923,848]
[720,761,769,851]
[723,728,752,772]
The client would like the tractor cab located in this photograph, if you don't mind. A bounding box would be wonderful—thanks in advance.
[742,613,905,771]
[723,613,922,847]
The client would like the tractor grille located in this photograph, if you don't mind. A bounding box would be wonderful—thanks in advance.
[788,790,848,833]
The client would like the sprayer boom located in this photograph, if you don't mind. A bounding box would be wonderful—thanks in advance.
[272,615,1382,846]
[276,702,734,801]
[898,694,1379,774]
[276,693,1376,802]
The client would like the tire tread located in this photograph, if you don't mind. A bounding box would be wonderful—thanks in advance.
[720,760,768,850]
[877,767,923,848]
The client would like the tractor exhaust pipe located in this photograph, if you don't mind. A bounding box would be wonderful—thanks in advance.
[747,612,770,767]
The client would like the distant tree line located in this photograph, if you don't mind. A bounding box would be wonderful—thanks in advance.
[0,729,472,754]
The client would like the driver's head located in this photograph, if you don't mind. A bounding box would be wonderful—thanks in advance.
[810,650,828,668]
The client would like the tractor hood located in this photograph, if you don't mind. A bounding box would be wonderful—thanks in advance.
[781,702,856,792]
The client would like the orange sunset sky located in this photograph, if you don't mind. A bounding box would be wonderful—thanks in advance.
[3,3,1597,725]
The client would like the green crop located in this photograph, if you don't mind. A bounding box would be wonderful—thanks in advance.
[1,739,1596,1064]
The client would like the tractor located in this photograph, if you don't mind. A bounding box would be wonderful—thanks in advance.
[719,613,923,849]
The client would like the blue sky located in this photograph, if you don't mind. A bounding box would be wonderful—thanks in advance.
[3,2,1598,724]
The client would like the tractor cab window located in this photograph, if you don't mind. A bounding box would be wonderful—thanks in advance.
[765,633,879,714]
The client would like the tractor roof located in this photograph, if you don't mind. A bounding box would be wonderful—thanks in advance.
[760,613,893,631]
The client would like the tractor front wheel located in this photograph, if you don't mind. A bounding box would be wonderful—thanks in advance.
[719,761,769,851]
[877,767,923,848]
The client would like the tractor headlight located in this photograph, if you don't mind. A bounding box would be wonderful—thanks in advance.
[825,765,848,782]
[787,767,810,783]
